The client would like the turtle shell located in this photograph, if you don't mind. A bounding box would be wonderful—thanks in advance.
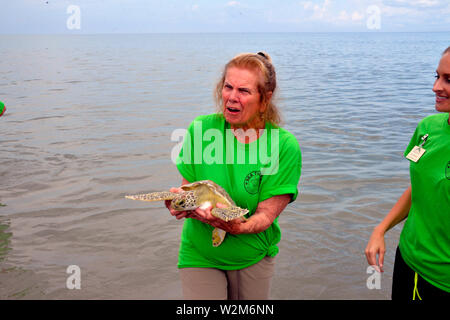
[180,180,235,208]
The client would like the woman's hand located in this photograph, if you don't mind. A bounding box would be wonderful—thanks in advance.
[165,187,194,220]
[190,203,247,234]
[365,228,386,273]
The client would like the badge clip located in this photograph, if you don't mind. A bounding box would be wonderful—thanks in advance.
[419,134,429,148]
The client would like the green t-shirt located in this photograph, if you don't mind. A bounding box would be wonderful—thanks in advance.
[176,114,302,270]
[400,113,450,293]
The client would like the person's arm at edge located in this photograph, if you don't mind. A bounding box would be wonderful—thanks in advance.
[365,185,412,272]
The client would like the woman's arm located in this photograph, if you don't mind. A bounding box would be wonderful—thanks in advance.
[365,186,412,272]
[191,194,292,235]
[235,194,292,234]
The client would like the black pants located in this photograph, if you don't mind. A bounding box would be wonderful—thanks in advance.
[392,246,450,301]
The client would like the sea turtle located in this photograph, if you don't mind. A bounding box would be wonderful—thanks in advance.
[125,180,249,247]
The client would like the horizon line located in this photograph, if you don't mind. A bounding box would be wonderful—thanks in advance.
[1,30,450,36]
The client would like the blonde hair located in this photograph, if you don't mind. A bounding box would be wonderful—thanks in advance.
[214,52,281,126]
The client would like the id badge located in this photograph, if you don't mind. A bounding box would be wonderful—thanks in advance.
[406,146,426,162]
[406,134,429,163]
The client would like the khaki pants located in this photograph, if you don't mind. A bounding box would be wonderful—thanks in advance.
[179,256,276,300]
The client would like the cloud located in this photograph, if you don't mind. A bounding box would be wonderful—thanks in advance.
[301,1,313,10]
[351,11,364,21]
[300,0,364,24]
[414,0,441,6]
[384,0,442,8]
[226,1,240,7]
[338,10,349,21]
[378,0,449,30]
[380,2,426,17]
[301,0,332,21]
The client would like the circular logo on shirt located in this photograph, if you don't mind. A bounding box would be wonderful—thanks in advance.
[446,161,450,180]
[244,171,262,195]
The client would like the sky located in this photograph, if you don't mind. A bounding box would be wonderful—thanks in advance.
[1,0,450,33]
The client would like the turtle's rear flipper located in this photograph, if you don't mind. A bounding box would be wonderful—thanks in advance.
[125,191,177,202]
[212,228,227,247]
[211,207,249,222]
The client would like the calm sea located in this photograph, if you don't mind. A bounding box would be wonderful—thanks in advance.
[0,33,448,299]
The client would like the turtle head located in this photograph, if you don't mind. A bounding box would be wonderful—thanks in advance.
[171,191,197,211]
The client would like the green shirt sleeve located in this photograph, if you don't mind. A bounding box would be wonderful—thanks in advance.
[259,131,302,203]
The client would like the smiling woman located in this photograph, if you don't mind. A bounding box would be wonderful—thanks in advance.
[433,47,450,116]
[365,46,450,300]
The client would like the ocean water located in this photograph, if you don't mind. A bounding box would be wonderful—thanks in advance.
[0,33,447,299]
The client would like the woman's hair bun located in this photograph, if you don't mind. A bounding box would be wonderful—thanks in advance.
[257,51,272,63]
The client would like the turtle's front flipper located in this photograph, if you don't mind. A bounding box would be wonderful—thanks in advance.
[211,207,249,222]
[212,228,227,247]
[125,191,177,202]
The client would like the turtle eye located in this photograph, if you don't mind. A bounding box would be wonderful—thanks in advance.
[178,200,185,206]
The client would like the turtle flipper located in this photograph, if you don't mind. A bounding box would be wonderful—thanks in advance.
[211,206,248,247]
[125,191,177,202]
[212,228,227,247]
[211,207,249,222]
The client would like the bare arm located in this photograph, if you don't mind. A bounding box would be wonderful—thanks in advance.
[191,194,292,235]
[365,186,411,272]
[236,194,292,234]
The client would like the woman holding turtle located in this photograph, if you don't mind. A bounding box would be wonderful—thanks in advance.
[166,52,302,300]
[365,47,450,300]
